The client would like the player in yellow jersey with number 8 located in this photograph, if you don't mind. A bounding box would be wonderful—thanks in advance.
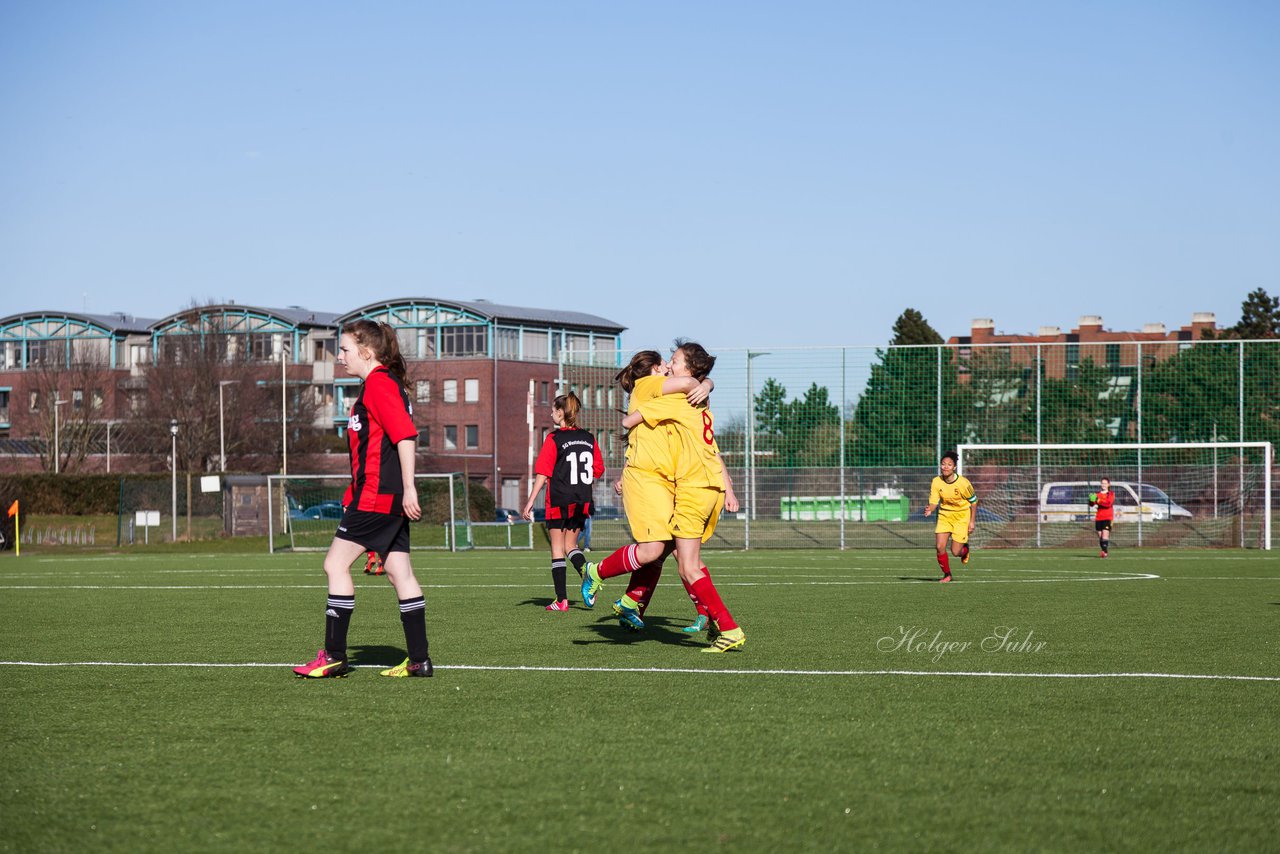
[923,450,978,583]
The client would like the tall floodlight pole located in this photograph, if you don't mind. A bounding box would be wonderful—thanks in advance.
[281,342,289,475]
[53,399,68,474]
[745,351,770,550]
[170,419,179,541]
[219,380,238,473]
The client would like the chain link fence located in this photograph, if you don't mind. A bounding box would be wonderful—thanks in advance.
[562,340,1279,550]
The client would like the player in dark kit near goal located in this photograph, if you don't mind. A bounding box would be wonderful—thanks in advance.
[1089,478,1114,558]
[522,392,604,611]
[292,319,433,679]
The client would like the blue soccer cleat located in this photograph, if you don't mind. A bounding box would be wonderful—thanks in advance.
[612,599,645,631]
[682,614,709,635]
[580,563,602,609]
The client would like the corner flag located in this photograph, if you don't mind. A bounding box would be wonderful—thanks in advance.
[5,500,16,518]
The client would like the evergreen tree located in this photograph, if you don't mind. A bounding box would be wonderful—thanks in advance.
[1232,288,1280,339]
[891,308,944,346]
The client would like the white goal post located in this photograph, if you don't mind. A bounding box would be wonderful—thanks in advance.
[266,473,468,554]
[957,442,1272,550]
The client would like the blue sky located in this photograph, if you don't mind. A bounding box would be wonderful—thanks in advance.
[2,1,1276,349]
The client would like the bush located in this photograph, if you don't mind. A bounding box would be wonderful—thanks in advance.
[0,474,172,516]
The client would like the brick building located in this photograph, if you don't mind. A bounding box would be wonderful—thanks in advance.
[947,312,1220,379]
[0,298,625,504]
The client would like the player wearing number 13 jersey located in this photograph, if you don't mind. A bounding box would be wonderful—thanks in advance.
[522,392,604,610]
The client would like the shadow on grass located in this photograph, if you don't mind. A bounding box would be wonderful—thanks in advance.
[347,644,410,667]
[570,614,702,648]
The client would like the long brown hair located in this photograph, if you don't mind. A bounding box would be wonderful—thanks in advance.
[673,339,716,380]
[554,392,581,428]
[614,350,663,393]
[343,319,409,392]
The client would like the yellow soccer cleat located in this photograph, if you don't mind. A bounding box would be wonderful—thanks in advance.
[702,627,745,653]
[380,657,433,678]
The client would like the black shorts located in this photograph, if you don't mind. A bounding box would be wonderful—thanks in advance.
[545,514,588,532]
[335,508,411,555]
[1095,519,1112,532]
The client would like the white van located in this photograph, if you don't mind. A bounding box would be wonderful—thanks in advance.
[1038,482,1193,523]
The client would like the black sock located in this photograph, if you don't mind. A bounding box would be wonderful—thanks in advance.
[324,594,355,659]
[1101,538,1109,554]
[399,597,430,663]
[551,559,568,601]
[566,549,585,576]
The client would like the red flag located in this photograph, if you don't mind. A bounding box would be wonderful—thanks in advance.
[6,500,16,518]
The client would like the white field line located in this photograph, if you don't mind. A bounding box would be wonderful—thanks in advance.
[0,659,1276,683]
[0,576,1163,590]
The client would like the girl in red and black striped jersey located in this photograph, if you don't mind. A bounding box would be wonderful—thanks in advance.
[521,392,604,611]
[293,320,433,679]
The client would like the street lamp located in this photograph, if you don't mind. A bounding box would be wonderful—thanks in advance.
[53,398,68,474]
[218,380,239,473]
[170,419,179,541]
[280,342,290,475]
[745,351,770,533]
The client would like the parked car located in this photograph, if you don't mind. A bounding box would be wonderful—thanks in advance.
[297,501,344,520]
[495,507,522,523]
[1038,481,1192,523]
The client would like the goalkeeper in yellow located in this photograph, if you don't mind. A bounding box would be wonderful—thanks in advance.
[923,450,977,583]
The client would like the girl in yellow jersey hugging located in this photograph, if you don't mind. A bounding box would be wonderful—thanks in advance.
[922,450,978,583]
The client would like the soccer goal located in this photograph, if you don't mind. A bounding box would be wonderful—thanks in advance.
[956,442,1273,550]
[266,473,473,553]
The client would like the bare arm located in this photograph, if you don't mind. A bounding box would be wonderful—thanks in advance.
[661,375,714,405]
[398,439,421,520]
[521,474,548,521]
[721,465,739,513]
[621,409,644,429]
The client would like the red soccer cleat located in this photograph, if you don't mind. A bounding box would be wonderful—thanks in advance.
[1099,551,1108,559]
[545,599,570,612]
[939,574,953,583]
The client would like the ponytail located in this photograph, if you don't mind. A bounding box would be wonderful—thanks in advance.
[614,350,663,393]
[343,319,409,392]
[554,392,581,428]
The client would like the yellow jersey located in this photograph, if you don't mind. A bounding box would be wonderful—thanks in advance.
[624,375,677,478]
[636,392,725,490]
[929,474,977,516]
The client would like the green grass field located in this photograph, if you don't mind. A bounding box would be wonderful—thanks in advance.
[2,546,1277,852]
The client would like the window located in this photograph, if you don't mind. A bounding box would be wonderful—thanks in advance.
[72,389,84,411]
[416,380,431,404]
[540,382,549,404]
[495,327,519,360]
[567,334,590,355]
[29,390,39,412]
[421,426,430,447]
[0,389,9,422]
[27,340,52,366]
[397,328,417,359]
[249,333,275,361]
[464,379,479,402]
[444,425,458,450]
[440,325,487,357]
[524,330,549,361]
[443,380,457,403]
[465,425,479,448]
[131,344,151,367]
[1106,343,1121,366]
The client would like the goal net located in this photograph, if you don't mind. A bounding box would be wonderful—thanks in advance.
[957,442,1273,550]
[267,473,470,553]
